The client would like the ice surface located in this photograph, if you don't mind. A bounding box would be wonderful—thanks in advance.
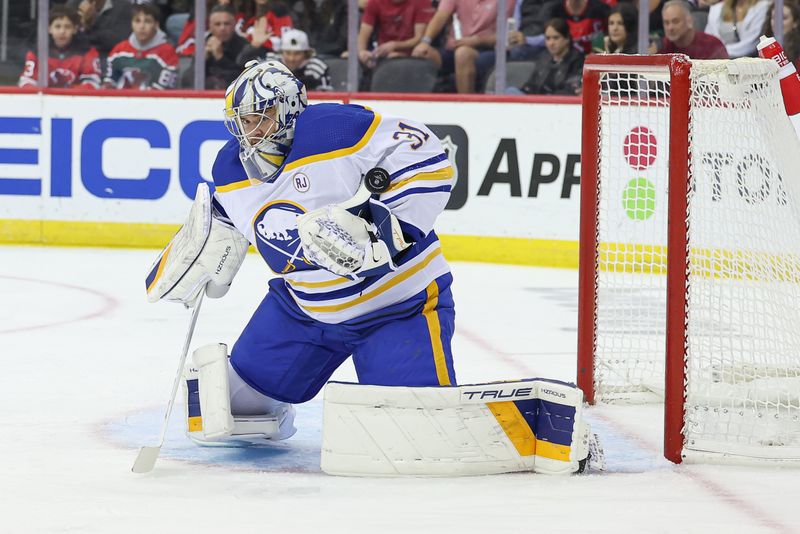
[0,246,797,533]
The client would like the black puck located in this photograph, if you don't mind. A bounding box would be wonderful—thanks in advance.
[364,167,391,194]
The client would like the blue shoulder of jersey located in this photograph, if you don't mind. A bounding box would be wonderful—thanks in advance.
[283,103,378,169]
[211,137,248,190]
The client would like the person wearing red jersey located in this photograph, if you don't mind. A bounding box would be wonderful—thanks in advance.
[176,0,248,57]
[104,3,179,90]
[547,0,610,54]
[241,0,294,52]
[358,0,435,69]
[18,6,101,89]
[657,0,729,59]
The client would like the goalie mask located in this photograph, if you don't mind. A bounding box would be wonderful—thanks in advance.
[223,60,308,182]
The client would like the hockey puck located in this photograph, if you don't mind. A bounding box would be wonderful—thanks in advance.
[364,167,391,194]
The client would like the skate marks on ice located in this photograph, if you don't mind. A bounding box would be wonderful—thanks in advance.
[583,405,675,474]
[102,400,324,473]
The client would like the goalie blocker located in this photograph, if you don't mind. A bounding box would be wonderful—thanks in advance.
[321,379,604,476]
[145,182,250,307]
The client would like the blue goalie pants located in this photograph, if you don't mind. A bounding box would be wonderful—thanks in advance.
[230,273,457,404]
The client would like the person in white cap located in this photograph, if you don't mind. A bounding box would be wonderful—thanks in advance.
[271,28,332,91]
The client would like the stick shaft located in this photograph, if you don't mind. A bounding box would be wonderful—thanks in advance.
[155,290,206,446]
[132,288,207,473]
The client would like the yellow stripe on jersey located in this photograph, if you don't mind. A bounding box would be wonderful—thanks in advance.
[286,276,353,289]
[298,248,442,313]
[215,179,253,193]
[284,113,382,171]
[386,166,454,193]
[422,280,451,386]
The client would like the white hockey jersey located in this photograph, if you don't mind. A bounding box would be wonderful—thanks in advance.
[211,103,454,324]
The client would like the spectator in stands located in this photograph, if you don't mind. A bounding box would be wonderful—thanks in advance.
[306,1,348,57]
[704,0,770,57]
[476,0,556,78]
[603,3,638,53]
[204,5,250,88]
[411,0,516,94]
[762,1,800,67]
[103,3,179,89]
[547,0,610,55]
[658,0,728,58]
[507,0,557,60]
[241,0,294,52]
[254,28,331,90]
[519,18,584,95]
[69,0,133,57]
[357,0,434,70]
[18,6,101,89]
[176,0,247,57]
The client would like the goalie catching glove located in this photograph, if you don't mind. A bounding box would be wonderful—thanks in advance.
[145,182,250,306]
[297,198,412,278]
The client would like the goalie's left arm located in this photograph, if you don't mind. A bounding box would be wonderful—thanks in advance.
[297,118,454,278]
[145,182,250,306]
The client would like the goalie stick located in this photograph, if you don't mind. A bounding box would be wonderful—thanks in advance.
[132,288,206,474]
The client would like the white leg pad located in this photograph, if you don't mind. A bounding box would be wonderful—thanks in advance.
[183,343,296,446]
[321,379,604,476]
[193,343,235,439]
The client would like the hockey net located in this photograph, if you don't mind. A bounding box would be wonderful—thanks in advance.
[577,55,800,464]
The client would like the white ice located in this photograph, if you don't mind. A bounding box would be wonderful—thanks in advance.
[1,246,797,534]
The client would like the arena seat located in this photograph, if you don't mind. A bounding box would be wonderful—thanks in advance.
[369,58,438,93]
[484,62,537,93]
[323,58,358,92]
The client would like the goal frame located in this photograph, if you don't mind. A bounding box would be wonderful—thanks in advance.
[576,55,692,464]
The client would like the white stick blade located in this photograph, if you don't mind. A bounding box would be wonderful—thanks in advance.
[131,446,161,474]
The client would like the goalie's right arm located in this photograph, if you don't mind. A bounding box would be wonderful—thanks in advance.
[145,182,250,306]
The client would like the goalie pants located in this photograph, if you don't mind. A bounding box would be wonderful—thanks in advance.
[230,272,457,404]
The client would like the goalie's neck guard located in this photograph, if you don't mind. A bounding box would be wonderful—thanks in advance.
[240,138,292,184]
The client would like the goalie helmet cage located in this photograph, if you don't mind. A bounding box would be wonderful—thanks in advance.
[577,54,800,465]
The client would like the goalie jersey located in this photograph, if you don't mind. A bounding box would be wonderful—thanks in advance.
[211,103,454,324]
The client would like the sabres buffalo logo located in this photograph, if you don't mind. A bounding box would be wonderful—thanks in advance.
[252,201,313,274]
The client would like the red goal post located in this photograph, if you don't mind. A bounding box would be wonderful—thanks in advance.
[577,54,800,465]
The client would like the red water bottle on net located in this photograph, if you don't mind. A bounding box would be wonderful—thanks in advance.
[757,35,800,138]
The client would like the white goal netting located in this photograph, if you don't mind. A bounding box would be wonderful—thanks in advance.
[592,58,800,462]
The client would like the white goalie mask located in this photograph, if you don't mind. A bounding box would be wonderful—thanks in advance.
[223,60,308,180]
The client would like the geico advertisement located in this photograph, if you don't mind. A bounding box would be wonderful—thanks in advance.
[601,105,797,252]
[0,93,583,240]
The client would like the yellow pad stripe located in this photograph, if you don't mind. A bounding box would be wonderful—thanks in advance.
[487,402,573,461]
[188,416,203,432]
[146,242,173,293]
[535,439,572,462]
[422,281,451,386]
[299,248,442,313]
[487,402,537,456]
